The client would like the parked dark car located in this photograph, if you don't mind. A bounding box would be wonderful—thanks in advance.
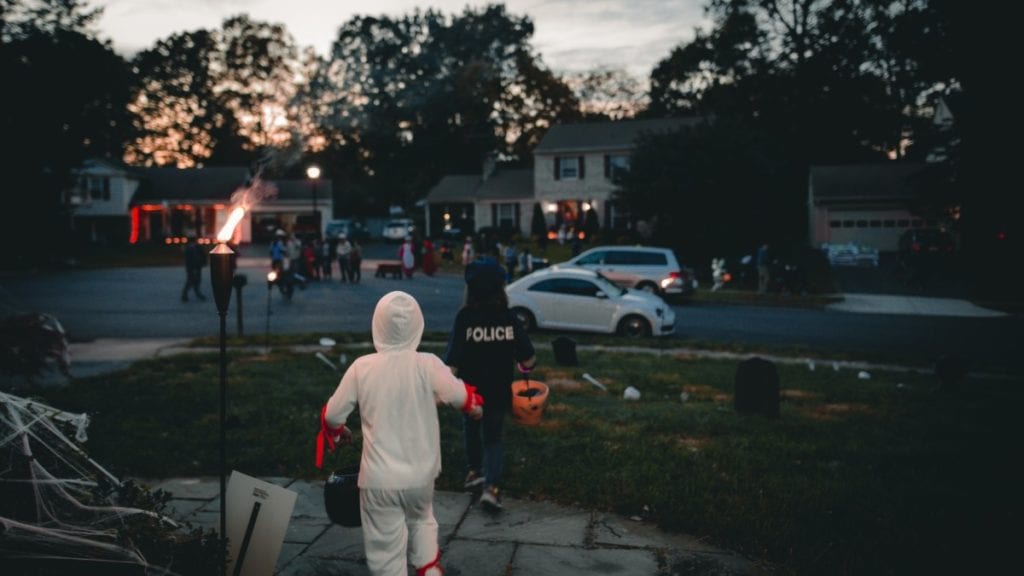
[898,228,955,258]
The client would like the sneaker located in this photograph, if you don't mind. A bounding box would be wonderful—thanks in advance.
[479,486,502,511]
[463,470,484,489]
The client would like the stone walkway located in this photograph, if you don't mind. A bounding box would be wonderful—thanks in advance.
[144,477,766,576]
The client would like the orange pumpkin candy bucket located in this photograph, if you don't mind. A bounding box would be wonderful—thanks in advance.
[510,378,549,425]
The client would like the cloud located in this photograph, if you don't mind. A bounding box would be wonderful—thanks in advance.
[94,0,709,79]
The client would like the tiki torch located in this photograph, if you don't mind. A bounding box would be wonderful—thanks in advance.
[211,207,244,573]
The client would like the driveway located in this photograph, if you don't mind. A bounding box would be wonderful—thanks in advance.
[829,251,969,298]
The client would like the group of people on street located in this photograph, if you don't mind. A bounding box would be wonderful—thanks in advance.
[268,229,363,287]
[317,255,535,576]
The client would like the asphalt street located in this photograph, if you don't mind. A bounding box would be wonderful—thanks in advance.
[2,243,1021,375]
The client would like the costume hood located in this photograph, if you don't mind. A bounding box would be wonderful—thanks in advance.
[372,291,424,353]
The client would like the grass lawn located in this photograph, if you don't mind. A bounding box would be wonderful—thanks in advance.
[31,336,1018,575]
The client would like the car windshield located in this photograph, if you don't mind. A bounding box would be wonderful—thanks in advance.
[593,271,627,296]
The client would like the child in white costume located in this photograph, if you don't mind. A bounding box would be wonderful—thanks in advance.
[317,291,483,576]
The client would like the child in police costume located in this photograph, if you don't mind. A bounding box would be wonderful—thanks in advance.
[444,256,536,511]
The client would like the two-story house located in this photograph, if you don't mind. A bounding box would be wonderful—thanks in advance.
[68,160,333,245]
[423,117,700,239]
[532,117,699,234]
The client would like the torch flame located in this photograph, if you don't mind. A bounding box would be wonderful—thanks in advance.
[217,206,246,243]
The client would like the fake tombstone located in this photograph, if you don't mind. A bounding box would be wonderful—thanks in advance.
[552,336,578,366]
[733,356,780,418]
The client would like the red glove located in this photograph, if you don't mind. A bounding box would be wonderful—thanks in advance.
[461,383,484,419]
[315,404,352,469]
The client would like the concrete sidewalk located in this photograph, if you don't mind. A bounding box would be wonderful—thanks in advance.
[143,476,764,576]
[826,293,1008,317]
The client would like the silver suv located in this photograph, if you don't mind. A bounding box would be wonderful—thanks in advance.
[560,245,696,299]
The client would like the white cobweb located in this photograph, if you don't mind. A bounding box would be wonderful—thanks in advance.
[1,391,194,575]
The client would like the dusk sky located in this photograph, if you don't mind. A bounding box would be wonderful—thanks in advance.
[90,0,709,78]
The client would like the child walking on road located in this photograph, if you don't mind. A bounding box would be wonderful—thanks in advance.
[317,291,483,576]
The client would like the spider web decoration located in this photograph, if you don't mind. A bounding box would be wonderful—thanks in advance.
[0,391,190,574]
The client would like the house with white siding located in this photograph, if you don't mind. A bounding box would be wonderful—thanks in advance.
[423,117,701,238]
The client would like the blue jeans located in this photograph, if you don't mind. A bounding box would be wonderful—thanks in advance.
[464,406,505,488]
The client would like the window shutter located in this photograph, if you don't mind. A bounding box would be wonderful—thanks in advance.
[491,204,498,227]
[514,203,521,230]
[554,157,560,180]
[578,156,585,179]
[604,155,610,179]
[103,177,111,200]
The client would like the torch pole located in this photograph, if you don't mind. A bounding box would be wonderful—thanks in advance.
[210,242,235,576]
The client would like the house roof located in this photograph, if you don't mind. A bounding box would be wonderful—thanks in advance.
[533,117,703,154]
[424,175,480,203]
[477,169,533,200]
[425,169,533,203]
[272,179,334,202]
[130,166,251,205]
[129,167,332,205]
[809,163,934,203]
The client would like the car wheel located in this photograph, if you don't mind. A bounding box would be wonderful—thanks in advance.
[636,281,659,295]
[617,315,651,338]
[511,307,536,331]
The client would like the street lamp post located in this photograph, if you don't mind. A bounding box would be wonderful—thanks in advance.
[306,165,321,235]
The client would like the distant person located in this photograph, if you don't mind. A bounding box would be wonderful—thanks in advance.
[444,257,536,512]
[321,235,334,279]
[399,236,416,279]
[316,291,483,576]
[336,234,353,283]
[180,235,207,302]
[269,229,286,272]
[461,236,475,267]
[570,230,582,256]
[287,232,303,280]
[757,242,771,294]
[503,243,518,282]
[349,239,363,283]
[421,238,437,277]
[303,238,318,281]
[517,247,533,278]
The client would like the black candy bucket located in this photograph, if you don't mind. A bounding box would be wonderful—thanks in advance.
[324,466,361,527]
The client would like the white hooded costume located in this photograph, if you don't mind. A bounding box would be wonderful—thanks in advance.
[323,291,474,576]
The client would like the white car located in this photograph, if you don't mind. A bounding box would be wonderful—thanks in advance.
[506,267,675,338]
[382,218,415,241]
[559,245,696,299]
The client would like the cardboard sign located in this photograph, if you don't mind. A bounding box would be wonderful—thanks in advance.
[225,471,297,576]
